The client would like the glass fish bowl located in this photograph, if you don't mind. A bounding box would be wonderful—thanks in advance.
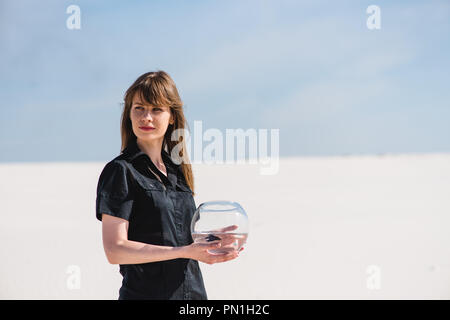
[191,200,249,255]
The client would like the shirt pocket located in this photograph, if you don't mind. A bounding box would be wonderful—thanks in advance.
[141,182,166,202]
[135,175,166,192]
[175,183,193,193]
[174,184,196,211]
[131,178,168,232]
[135,177,167,207]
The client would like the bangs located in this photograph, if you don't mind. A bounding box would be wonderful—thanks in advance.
[133,80,172,108]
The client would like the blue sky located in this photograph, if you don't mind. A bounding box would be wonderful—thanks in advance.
[1,0,449,162]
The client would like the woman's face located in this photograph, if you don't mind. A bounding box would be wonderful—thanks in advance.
[130,91,174,143]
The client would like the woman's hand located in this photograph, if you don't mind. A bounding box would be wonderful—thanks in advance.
[183,224,245,264]
[208,224,241,247]
[211,224,239,233]
[182,241,242,265]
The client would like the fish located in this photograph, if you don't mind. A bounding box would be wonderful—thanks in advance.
[205,234,221,242]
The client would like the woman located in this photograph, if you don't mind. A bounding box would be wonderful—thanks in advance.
[95,71,241,300]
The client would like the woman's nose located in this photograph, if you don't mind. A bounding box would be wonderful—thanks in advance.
[142,110,153,120]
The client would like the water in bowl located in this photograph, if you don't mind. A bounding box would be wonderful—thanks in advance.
[192,232,248,254]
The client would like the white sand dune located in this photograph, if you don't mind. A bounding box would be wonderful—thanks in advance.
[1,153,449,299]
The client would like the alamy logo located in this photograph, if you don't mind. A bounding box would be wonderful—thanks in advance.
[366,265,381,290]
[66,5,81,30]
[366,5,381,30]
[66,265,81,290]
[170,121,280,175]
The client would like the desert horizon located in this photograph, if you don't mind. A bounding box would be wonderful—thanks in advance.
[1,152,449,299]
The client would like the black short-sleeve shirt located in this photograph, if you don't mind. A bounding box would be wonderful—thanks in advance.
[96,139,207,300]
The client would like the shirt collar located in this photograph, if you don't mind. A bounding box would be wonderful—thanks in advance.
[122,139,179,188]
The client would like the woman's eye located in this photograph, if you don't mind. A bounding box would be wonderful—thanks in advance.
[133,106,162,112]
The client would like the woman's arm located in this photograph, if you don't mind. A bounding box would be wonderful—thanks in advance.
[101,214,240,265]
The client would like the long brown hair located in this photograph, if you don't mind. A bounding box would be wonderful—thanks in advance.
[120,71,195,195]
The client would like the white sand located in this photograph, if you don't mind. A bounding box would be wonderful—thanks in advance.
[1,153,449,299]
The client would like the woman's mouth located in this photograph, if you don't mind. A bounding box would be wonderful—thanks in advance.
[139,126,155,131]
